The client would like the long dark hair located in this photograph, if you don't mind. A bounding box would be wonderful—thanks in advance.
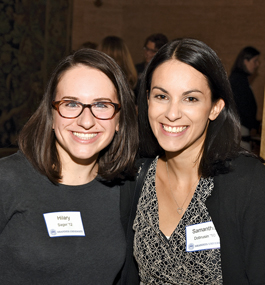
[138,38,242,177]
[231,46,260,74]
[19,48,138,183]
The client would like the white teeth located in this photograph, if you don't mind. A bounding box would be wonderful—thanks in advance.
[73,132,97,140]
[163,125,187,133]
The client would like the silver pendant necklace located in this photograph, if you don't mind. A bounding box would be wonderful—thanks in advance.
[165,160,200,215]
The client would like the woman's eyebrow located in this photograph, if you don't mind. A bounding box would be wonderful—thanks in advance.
[61,96,79,100]
[151,87,203,96]
[92,97,112,102]
[59,96,113,102]
[151,86,169,94]
[182,89,203,95]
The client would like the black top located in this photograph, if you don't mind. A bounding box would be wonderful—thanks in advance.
[0,151,126,284]
[229,69,259,130]
[121,155,265,285]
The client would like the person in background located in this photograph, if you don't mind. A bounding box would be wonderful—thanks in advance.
[123,38,265,284]
[78,41,98,49]
[135,33,168,76]
[99,36,138,91]
[229,46,261,151]
[0,48,138,284]
[134,33,168,99]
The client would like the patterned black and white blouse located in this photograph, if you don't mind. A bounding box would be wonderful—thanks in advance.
[133,157,223,284]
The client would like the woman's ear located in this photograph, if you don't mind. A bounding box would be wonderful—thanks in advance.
[209,99,225,121]
[115,123,119,132]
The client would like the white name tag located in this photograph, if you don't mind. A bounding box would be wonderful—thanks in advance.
[43,211,85,237]
[186,221,220,252]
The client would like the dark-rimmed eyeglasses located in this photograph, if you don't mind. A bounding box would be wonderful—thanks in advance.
[143,46,158,54]
[52,100,121,120]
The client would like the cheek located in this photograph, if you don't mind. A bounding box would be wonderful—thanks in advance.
[113,114,120,132]
[148,111,161,137]
[186,107,212,125]
[104,119,119,136]
[147,106,157,127]
[53,114,68,134]
[148,101,163,118]
[115,119,119,132]
[52,116,59,131]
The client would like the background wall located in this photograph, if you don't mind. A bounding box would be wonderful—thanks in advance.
[0,0,72,153]
[72,0,265,120]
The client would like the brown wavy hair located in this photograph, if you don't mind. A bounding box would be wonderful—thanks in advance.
[19,49,138,183]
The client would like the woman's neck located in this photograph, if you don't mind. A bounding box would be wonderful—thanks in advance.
[59,154,99,185]
[61,162,98,186]
[164,149,201,181]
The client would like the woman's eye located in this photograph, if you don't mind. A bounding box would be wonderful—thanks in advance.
[64,101,80,108]
[154,94,168,100]
[185,97,198,102]
[94,102,109,109]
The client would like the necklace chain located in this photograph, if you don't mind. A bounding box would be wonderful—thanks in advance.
[165,160,200,215]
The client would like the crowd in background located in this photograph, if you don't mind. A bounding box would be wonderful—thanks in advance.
[79,34,262,153]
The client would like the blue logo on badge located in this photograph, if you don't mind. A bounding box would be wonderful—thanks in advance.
[50,229,56,235]
[188,243,194,250]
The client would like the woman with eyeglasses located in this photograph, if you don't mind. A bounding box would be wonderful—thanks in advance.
[0,49,138,284]
[123,38,265,284]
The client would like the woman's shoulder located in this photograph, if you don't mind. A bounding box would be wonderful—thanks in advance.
[230,154,264,172]
[0,151,27,171]
[0,151,43,183]
[214,154,265,187]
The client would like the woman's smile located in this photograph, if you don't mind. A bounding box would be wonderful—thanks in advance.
[148,59,218,156]
[161,124,188,134]
[72,131,98,140]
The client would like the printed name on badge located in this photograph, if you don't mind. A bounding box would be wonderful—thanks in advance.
[43,211,85,237]
[186,221,220,252]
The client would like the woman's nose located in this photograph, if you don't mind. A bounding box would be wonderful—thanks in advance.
[76,107,96,129]
[165,102,182,121]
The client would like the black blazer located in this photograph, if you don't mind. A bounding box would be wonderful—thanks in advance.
[121,155,265,285]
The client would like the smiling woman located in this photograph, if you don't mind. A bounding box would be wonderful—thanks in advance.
[0,49,138,284]
[51,65,121,184]
[122,38,265,285]
[147,60,224,157]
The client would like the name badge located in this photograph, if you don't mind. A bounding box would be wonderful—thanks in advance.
[43,211,85,237]
[186,221,220,252]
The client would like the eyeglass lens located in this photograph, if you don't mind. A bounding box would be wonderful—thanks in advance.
[59,101,116,119]
[144,46,157,54]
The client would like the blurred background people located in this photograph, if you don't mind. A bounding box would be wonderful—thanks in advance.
[99,36,137,92]
[135,33,168,100]
[135,33,169,76]
[229,46,261,151]
[78,41,98,49]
